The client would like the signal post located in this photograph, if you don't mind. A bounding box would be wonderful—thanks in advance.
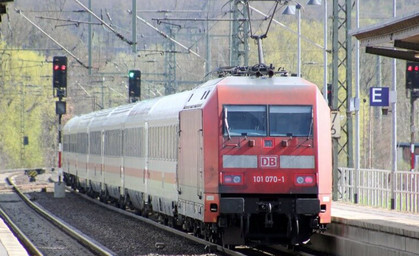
[406,62,419,172]
[53,56,67,198]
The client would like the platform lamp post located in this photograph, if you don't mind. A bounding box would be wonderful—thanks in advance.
[282,4,301,77]
[306,0,326,101]
[283,1,323,78]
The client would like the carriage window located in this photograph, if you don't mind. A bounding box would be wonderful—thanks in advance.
[269,106,312,137]
[224,105,267,136]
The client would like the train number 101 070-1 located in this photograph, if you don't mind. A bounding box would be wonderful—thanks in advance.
[253,175,285,183]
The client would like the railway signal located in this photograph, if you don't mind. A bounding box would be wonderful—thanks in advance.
[128,70,141,100]
[406,62,419,89]
[53,56,67,89]
[327,83,332,107]
[52,56,67,195]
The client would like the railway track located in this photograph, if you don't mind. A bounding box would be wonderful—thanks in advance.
[0,171,111,256]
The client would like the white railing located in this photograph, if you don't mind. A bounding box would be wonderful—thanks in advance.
[338,168,419,213]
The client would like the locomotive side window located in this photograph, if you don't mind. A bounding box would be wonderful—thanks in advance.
[269,106,312,137]
[224,105,267,136]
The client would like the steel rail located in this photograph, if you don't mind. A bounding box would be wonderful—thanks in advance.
[7,175,115,256]
[0,206,43,256]
[73,189,246,256]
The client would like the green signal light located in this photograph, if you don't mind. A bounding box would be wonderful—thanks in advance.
[129,72,135,78]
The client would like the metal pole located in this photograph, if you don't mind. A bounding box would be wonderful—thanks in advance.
[354,0,360,204]
[101,77,105,109]
[331,0,339,201]
[323,0,328,101]
[297,4,301,77]
[88,0,92,75]
[411,94,416,172]
[20,83,24,167]
[58,112,62,183]
[346,0,353,170]
[205,0,211,75]
[391,0,397,210]
[132,0,137,53]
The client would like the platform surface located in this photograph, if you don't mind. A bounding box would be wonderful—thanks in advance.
[332,201,419,238]
[0,217,28,256]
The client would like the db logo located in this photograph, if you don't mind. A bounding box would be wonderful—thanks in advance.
[260,156,278,168]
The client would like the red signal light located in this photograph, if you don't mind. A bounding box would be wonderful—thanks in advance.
[406,62,419,89]
[53,56,67,90]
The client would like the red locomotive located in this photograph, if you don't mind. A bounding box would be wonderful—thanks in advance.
[63,75,332,246]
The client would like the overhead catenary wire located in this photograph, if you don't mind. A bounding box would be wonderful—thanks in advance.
[15,9,89,69]
[36,16,102,26]
[134,12,204,61]
[73,0,135,46]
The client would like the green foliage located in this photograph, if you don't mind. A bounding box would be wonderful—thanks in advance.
[262,19,325,88]
[0,42,55,169]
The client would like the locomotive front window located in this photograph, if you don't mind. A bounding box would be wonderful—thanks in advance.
[269,106,313,137]
[224,105,267,136]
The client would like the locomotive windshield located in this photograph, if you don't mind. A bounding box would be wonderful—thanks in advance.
[269,106,312,137]
[224,105,267,136]
[223,105,312,137]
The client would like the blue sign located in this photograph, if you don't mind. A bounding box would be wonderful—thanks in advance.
[370,87,389,107]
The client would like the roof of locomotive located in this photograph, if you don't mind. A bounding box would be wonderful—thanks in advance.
[216,75,317,88]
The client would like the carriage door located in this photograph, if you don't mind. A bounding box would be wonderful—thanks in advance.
[178,109,204,200]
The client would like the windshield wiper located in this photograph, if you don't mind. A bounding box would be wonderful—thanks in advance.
[224,107,231,140]
[307,116,313,139]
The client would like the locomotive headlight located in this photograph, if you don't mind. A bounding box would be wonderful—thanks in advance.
[232,176,241,183]
[296,176,305,184]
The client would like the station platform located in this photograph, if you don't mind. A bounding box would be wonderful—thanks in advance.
[307,201,419,256]
[0,217,28,256]
[0,171,29,256]
[332,201,419,237]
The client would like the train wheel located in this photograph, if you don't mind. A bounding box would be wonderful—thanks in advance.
[167,216,175,227]
[118,196,126,210]
[193,222,200,237]
[290,216,312,245]
[70,176,77,189]
[209,224,221,244]
[99,191,108,203]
